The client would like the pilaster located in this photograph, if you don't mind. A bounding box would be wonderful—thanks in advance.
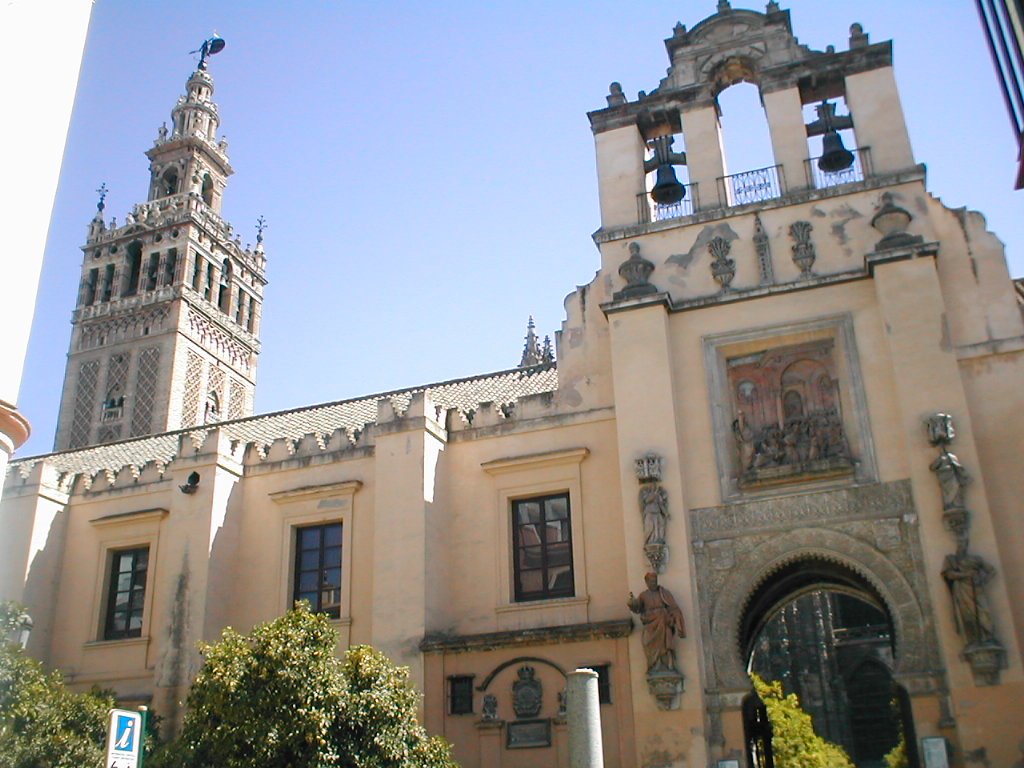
[762,86,809,193]
[594,124,647,230]
[679,105,726,209]
[605,298,708,766]
[370,393,447,695]
[844,66,915,174]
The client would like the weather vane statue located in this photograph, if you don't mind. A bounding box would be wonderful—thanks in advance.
[192,34,226,71]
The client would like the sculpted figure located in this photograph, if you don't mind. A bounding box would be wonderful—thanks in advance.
[942,541,996,645]
[627,572,686,673]
[930,449,970,510]
[732,412,755,470]
[639,484,669,547]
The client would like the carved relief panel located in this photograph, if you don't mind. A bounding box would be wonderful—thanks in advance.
[704,315,877,500]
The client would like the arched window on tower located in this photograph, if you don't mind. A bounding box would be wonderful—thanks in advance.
[201,173,214,206]
[713,63,778,206]
[161,168,179,197]
[122,241,143,297]
[218,258,232,313]
[204,391,220,424]
[803,96,864,190]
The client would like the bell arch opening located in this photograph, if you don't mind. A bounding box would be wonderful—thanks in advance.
[741,557,919,768]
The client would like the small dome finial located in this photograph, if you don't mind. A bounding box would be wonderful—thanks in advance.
[255,215,267,245]
[95,182,108,213]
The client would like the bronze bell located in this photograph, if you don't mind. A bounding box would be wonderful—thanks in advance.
[818,130,855,173]
[651,163,686,204]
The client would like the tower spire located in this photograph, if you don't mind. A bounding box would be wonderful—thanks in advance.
[519,316,543,367]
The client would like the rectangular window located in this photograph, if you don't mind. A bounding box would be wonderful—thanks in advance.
[102,264,115,302]
[145,252,160,291]
[104,547,149,640]
[512,493,574,602]
[164,248,178,285]
[590,664,612,704]
[293,523,342,618]
[448,675,474,715]
[191,254,203,291]
[84,268,99,306]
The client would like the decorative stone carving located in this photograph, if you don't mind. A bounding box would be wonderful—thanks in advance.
[635,452,669,572]
[924,412,1005,685]
[788,220,816,276]
[728,339,854,489]
[512,666,543,719]
[871,192,922,250]
[753,213,774,285]
[627,573,686,709]
[708,236,736,291]
[640,484,670,572]
[634,453,662,482]
[481,694,499,721]
[615,242,657,300]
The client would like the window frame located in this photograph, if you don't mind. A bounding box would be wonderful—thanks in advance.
[447,675,475,715]
[482,447,590,626]
[272,480,360,647]
[88,508,166,645]
[103,546,150,640]
[511,492,574,603]
[292,522,343,619]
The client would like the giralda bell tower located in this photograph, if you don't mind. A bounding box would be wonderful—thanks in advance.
[55,37,266,451]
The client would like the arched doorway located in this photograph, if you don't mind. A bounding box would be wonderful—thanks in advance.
[741,558,919,768]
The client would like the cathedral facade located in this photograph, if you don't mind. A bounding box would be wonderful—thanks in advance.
[3,5,1024,767]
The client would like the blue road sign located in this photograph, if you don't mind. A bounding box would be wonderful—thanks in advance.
[105,709,143,768]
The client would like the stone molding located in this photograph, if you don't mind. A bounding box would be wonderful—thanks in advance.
[690,480,945,696]
[419,618,633,654]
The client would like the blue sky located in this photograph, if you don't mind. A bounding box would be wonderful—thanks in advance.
[16,0,1021,456]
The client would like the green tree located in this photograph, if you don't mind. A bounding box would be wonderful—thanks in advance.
[166,603,456,768]
[751,674,855,768]
[0,601,115,768]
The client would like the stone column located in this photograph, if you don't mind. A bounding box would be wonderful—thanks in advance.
[844,67,914,174]
[594,123,647,229]
[680,104,727,209]
[762,86,809,192]
[567,669,603,768]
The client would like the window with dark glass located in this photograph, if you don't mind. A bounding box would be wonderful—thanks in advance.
[293,523,342,618]
[104,547,149,640]
[512,492,574,602]
[448,675,474,715]
[590,664,612,704]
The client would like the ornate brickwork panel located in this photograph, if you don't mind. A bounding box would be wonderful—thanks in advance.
[130,347,161,437]
[181,350,204,428]
[186,306,253,373]
[206,366,225,423]
[77,305,170,351]
[68,360,100,449]
[227,377,245,420]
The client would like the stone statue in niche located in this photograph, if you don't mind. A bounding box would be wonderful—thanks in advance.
[481,694,498,721]
[930,448,970,512]
[942,541,997,646]
[727,339,854,489]
[924,412,1006,685]
[628,573,686,672]
[512,666,543,719]
[635,453,669,572]
[639,484,669,550]
[627,572,686,709]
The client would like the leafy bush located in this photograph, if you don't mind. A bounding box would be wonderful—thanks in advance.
[751,674,855,768]
[166,603,456,767]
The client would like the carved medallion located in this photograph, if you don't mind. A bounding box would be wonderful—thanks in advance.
[511,666,542,718]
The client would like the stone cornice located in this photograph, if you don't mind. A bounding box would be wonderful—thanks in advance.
[420,618,633,654]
